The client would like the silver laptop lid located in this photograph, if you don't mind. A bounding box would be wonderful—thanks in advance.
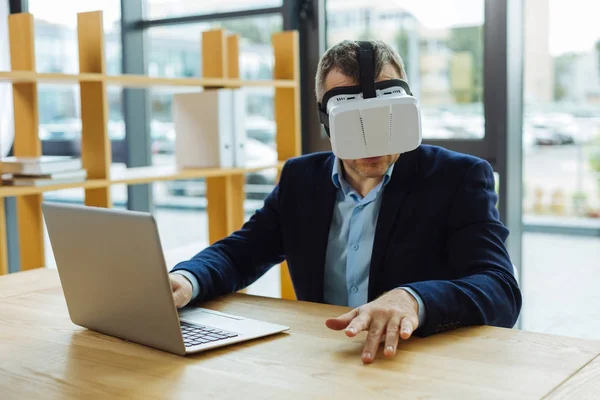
[42,202,186,355]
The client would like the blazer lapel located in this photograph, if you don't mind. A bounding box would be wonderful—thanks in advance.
[368,148,419,301]
[306,154,337,303]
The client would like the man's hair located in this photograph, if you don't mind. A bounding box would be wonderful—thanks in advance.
[315,40,407,102]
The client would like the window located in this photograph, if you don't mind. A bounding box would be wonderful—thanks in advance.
[28,0,124,142]
[147,14,282,240]
[0,0,12,158]
[144,10,283,292]
[520,0,600,340]
[27,0,127,206]
[146,0,282,20]
[326,0,485,140]
[30,0,121,74]
[522,0,600,222]
[7,1,127,268]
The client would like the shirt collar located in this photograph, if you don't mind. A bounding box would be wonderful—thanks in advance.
[331,157,394,195]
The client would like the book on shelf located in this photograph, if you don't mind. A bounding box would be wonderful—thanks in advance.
[1,169,87,187]
[0,156,82,175]
[232,89,247,167]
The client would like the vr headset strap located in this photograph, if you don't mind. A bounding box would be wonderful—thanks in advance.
[357,41,376,99]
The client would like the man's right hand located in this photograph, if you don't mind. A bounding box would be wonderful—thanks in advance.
[169,273,193,308]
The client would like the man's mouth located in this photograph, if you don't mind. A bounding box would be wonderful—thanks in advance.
[361,156,383,163]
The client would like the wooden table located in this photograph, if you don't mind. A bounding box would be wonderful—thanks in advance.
[1,269,599,399]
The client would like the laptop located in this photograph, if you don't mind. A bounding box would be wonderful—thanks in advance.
[42,202,289,356]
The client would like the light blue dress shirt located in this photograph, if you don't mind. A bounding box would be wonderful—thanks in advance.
[323,158,425,325]
[323,158,391,308]
[173,157,425,326]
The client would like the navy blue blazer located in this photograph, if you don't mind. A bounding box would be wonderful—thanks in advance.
[172,145,522,337]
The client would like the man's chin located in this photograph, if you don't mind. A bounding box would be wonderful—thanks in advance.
[356,158,388,171]
[356,164,388,178]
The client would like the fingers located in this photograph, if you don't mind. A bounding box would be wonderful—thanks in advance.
[345,312,371,337]
[169,275,183,307]
[362,318,386,364]
[400,316,417,340]
[172,287,187,308]
[326,288,421,364]
[170,275,179,291]
[383,315,401,357]
[325,308,359,331]
[169,274,193,308]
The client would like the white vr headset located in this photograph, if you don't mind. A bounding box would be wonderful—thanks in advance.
[318,41,422,159]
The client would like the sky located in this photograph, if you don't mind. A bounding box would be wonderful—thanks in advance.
[394,0,600,56]
[548,0,600,56]
[27,0,600,57]
[392,0,484,29]
[28,0,121,30]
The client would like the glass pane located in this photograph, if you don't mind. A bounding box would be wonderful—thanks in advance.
[29,0,122,74]
[146,0,282,20]
[522,0,600,222]
[147,15,280,80]
[25,1,126,230]
[325,0,485,139]
[0,1,11,156]
[147,15,281,257]
[521,0,600,340]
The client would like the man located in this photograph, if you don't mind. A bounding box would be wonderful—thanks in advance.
[169,40,522,364]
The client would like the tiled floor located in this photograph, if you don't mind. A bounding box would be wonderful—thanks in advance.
[44,207,600,341]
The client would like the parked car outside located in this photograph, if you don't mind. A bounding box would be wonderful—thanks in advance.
[530,123,575,145]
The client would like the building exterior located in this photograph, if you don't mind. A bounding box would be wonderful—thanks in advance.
[524,0,553,103]
[325,0,483,107]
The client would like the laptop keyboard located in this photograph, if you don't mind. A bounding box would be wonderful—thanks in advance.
[180,321,239,347]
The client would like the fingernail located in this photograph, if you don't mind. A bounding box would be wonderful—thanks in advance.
[386,346,394,353]
[363,352,371,359]
[347,327,356,334]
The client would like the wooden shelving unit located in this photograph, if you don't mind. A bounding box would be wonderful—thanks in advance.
[0,10,300,300]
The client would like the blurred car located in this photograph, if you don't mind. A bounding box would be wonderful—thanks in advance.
[151,120,176,154]
[38,119,127,163]
[245,115,276,146]
[165,138,278,200]
[530,124,575,145]
[244,138,278,184]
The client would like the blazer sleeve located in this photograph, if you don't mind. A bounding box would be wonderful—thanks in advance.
[170,168,287,303]
[403,160,522,336]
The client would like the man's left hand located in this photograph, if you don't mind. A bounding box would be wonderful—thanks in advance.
[325,289,419,364]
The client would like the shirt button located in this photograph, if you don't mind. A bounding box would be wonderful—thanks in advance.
[351,286,358,293]
[351,244,359,251]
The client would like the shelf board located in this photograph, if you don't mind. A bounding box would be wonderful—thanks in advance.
[0,162,285,198]
[105,74,214,88]
[105,74,297,88]
[109,163,282,186]
[0,179,107,198]
[0,71,297,88]
[0,71,103,83]
[228,79,298,88]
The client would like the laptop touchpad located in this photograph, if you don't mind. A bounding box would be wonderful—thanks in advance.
[179,308,244,331]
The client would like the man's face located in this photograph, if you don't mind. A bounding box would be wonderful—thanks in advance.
[323,64,401,179]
